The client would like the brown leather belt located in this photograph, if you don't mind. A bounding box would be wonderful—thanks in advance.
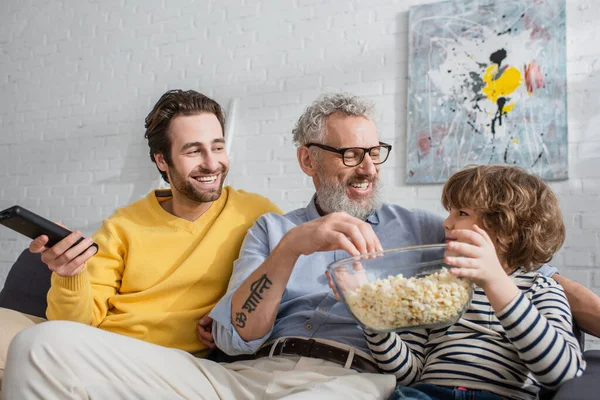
[255,338,381,374]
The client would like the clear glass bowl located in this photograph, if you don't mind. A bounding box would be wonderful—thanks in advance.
[328,244,473,333]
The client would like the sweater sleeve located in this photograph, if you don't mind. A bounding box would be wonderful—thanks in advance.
[496,276,586,389]
[46,221,125,326]
[364,328,428,385]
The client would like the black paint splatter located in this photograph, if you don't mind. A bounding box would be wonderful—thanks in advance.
[490,49,507,66]
[491,97,507,135]
[532,136,545,167]
[531,150,544,167]
[467,121,482,135]
[488,145,497,164]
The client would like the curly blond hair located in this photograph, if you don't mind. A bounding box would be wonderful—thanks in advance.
[441,165,565,272]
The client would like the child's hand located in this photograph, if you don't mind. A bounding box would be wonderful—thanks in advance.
[444,224,507,290]
[444,224,519,311]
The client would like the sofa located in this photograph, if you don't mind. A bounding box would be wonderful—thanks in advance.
[1,249,598,399]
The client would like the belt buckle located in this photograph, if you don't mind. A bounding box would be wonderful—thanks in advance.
[268,338,285,358]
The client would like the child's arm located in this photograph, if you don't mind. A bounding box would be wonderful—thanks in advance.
[363,328,428,385]
[445,225,586,389]
[496,276,585,389]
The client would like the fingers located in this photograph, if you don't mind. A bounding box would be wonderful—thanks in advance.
[196,320,216,349]
[333,222,368,255]
[62,238,96,264]
[49,240,97,275]
[292,212,383,257]
[196,332,215,348]
[199,315,213,326]
[29,235,49,253]
[356,223,382,254]
[445,255,477,269]
[41,231,83,264]
[449,267,476,280]
[351,261,365,272]
[55,244,97,275]
[42,234,98,277]
[450,229,486,247]
[446,240,480,259]
[329,215,380,255]
[472,224,493,245]
[331,232,361,256]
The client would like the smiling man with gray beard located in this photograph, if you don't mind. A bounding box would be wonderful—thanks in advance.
[207,92,448,399]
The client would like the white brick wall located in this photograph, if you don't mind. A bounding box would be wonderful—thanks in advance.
[1,0,599,348]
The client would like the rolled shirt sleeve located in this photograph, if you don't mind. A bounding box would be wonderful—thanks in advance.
[210,216,277,355]
[537,263,558,277]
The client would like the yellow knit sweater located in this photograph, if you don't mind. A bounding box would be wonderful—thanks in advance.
[46,187,281,354]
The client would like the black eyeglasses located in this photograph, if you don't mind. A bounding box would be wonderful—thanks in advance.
[306,142,392,167]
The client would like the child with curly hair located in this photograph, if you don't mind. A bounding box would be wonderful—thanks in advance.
[368,165,585,400]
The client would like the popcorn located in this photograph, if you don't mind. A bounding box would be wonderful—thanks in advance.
[345,268,471,331]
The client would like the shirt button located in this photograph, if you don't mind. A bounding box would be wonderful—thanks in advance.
[305,324,313,331]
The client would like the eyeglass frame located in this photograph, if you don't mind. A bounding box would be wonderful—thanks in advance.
[305,142,392,167]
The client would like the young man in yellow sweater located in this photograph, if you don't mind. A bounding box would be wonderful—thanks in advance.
[0,90,281,382]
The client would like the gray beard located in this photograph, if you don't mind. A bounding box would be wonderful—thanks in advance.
[315,173,382,221]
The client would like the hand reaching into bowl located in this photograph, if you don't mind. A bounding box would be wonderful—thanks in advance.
[326,261,369,301]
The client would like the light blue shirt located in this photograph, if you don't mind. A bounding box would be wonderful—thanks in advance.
[210,197,446,355]
[210,197,559,355]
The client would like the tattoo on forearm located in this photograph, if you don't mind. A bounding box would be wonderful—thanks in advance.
[236,274,273,328]
[235,312,247,328]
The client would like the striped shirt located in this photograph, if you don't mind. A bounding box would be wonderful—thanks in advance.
[365,269,586,400]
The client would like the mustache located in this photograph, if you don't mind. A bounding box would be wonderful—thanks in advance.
[347,174,377,184]
[190,166,227,176]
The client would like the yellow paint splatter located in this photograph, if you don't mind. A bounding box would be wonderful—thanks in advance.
[503,103,516,113]
[512,139,519,144]
[482,65,522,113]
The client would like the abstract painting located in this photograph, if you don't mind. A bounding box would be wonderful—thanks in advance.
[406,0,567,183]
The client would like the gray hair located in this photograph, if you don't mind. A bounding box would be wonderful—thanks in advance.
[292,93,375,147]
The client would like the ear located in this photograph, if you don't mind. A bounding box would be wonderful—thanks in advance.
[297,146,317,177]
[154,153,168,173]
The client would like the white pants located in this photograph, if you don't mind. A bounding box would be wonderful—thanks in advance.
[1,321,396,400]
[0,307,45,395]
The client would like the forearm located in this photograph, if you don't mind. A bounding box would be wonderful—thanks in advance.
[498,291,585,388]
[483,275,519,313]
[231,239,299,341]
[365,331,425,384]
[553,274,600,337]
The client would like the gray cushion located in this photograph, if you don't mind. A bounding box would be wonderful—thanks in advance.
[0,250,50,318]
[545,350,600,400]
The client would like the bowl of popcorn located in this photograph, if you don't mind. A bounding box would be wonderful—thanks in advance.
[328,244,473,332]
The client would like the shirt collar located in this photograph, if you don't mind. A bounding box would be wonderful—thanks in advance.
[306,194,380,225]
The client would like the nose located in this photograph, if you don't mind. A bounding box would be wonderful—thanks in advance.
[443,214,453,231]
[200,151,219,172]
[357,152,377,176]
